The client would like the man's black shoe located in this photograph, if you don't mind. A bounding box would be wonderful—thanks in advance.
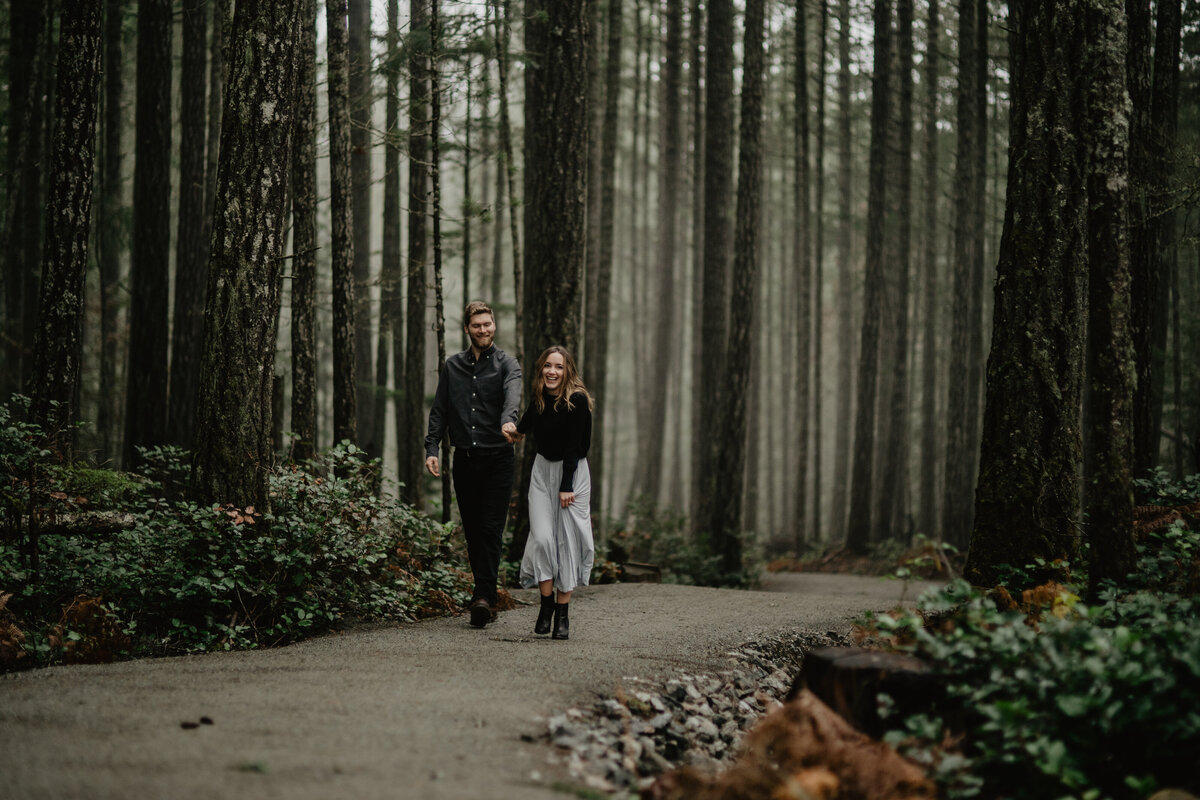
[469,598,491,628]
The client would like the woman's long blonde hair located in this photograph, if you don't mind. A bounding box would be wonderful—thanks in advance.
[531,345,594,413]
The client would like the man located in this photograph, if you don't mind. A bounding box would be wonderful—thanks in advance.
[425,301,522,627]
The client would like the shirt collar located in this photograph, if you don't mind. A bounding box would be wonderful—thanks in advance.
[467,344,497,363]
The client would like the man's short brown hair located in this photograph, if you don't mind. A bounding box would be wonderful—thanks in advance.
[463,300,495,327]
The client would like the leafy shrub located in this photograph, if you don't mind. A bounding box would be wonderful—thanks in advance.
[873,521,1200,800]
[1133,466,1200,506]
[1,437,472,666]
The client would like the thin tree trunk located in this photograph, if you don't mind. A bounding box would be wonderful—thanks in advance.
[97,0,126,463]
[688,0,704,518]
[583,0,604,372]
[812,0,828,541]
[403,0,431,507]
[193,0,305,509]
[694,0,734,541]
[124,0,172,469]
[430,0,451,521]
[793,0,811,551]
[879,0,914,539]
[291,0,318,464]
[1127,0,1154,476]
[585,0,624,531]
[831,0,854,537]
[711,0,766,580]
[645,0,683,508]
[918,0,941,540]
[30,0,103,456]
[350,0,376,457]
[376,0,403,473]
[168,0,210,450]
[845,0,891,554]
[943,0,983,547]
[494,0,522,361]
[328,0,359,447]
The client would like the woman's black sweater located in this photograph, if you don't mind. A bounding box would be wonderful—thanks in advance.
[517,390,592,492]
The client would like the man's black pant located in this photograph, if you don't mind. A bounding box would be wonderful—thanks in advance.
[452,446,515,605]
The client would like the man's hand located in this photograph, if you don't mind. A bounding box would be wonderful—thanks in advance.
[502,422,523,444]
[425,456,440,477]
[559,491,574,508]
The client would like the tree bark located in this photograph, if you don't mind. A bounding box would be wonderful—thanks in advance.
[965,0,1087,586]
[30,0,104,456]
[845,0,891,555]
[812,0,828,541]
[831,0,854,537]
[943,0,984,547]
[376,0,403,475]
[328,0,359,447]
[694,0,734,540]
[402,0,430,506]
[917,0,941,541]
[290,0,319,463]
[124,0,172,469]
[349,0,377,458]
[645,0,683,508]
[97,0,127,463]
[1083,0,1136,592]
[168,0,210,450]
[793,0,812,551]
[710,0,766,580]
[192,0,305,509]
[1126,0,1153,477]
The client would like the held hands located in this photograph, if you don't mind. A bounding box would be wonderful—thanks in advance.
[559,491,575,508]
[425,456,440,477]
[502,422,524,444]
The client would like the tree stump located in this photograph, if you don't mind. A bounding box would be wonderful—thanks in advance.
[788,646,942,737]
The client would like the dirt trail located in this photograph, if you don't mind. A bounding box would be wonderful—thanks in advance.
[0,573,939,800]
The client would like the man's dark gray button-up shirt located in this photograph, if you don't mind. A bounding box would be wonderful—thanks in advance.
[424,345,522,458]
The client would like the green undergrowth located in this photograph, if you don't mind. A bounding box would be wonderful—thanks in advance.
[1,399,471,669]
[864,473,1200,800]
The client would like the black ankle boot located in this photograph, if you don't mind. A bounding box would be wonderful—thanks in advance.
[552,603,570,640]
[535,594,554,635]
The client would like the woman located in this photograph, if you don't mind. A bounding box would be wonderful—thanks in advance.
[512,345,595,640]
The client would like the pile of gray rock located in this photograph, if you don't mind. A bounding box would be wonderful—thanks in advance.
[537,629,851,795]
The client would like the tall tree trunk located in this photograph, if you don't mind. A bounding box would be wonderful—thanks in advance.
[494,0,522,361]
[879,0,914,539]
[831,0,854,537]
[710,0,765,580]
[192,0,305,509]
[430,0,451,520]
[645,0,683,507]
[1126,0,1153,477]
[30,0,103,456]
[350,0,376,458]
[376,0,403,474]
[792,0,812,551]
[688,0,705,519]
[1145,0,1181,474]
[511,0,590,558]
[124,0,172,469]
[97,0,127,463]
[583,0,604,372]
[168,0,210,450]
[1083,0,1136,592]
[965,0,1087,587]
[583,0,624,532]
[291,0,318,463]
[694,0,734,540]
[812,0,828,541]
[943,0,984,547]
[1,2,49,401]
[918,0,941,540]
[845,0,891,554]
[328,0,358,447]
[402,0,431,506]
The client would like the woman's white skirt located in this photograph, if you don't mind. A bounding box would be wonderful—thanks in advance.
[520,454,595,594]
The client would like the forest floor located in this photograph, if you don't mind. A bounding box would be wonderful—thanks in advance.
[0,572,941,800]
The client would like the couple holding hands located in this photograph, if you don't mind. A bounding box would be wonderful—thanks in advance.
[424,301,594,641]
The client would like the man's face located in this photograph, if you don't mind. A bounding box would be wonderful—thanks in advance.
[466,313,496,352]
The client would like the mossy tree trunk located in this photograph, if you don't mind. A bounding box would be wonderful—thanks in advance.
[192,0,304,510]
[965,0,1088,586]
[30,0,104,456]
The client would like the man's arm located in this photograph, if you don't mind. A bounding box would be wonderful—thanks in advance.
[501,354,522,426]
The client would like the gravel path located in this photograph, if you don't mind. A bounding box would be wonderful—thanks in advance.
[0,573,940,800]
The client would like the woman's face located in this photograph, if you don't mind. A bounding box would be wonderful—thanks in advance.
[541,352,566,391]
